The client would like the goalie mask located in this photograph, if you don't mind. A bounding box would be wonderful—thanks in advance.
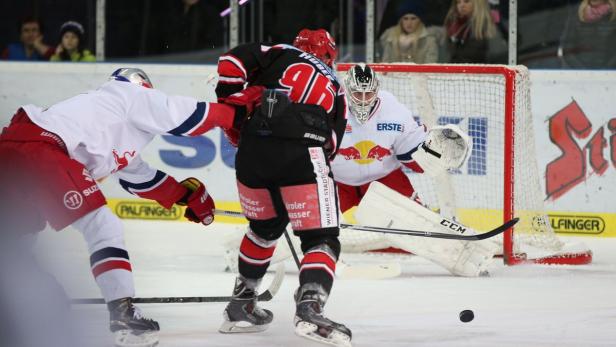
[110,68,153,88]
[293,28,337,67]
[344,63,379,124]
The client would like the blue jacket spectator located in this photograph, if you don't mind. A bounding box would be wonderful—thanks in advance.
[1,17,54,61]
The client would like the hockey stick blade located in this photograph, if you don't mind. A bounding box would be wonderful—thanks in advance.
[214,209,519,241]
[71,262,285,304]
[340,217,519,241]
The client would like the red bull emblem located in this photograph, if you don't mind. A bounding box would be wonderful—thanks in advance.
[338,140,392,164]
[112,149,136,173]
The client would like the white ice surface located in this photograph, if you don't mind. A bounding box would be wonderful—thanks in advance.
[34,220,616,347]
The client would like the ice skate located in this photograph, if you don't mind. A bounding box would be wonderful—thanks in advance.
[219,276,273,333]
[294,284,352,347]
[108,297,160,347]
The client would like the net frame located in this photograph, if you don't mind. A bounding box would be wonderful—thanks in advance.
[336,63,592,266]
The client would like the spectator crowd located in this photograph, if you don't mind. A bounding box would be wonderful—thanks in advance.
[1,17,93,62]
[1,0,615,68]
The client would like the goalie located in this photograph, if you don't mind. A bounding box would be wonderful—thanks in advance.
[331,63,497,277]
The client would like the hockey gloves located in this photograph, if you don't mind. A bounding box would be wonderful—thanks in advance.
[176,177,215,225]
[220,85,265,147]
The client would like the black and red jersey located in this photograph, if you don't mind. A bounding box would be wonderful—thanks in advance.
[216,43,347,150]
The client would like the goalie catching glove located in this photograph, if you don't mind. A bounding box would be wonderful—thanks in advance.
[411,124,472,177]
[219,85,265,147]
[176,177,215,225]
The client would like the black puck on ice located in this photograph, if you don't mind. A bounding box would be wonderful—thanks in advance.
[459,310,474,322]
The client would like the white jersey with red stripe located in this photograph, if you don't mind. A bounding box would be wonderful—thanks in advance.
[22,80,226,181]
[331,89,426,186]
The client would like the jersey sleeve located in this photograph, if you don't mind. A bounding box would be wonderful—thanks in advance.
[115,155,187,209]
[215,43,272,99]
[128,87,236,136]
[392,102,427,163]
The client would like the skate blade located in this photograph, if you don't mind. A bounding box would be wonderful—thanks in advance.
[295,321,352,347]
[114,330,159,347]
[219,319,270,333]
[219,311,270,334]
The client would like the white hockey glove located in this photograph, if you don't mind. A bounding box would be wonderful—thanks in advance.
[411,124,472,177]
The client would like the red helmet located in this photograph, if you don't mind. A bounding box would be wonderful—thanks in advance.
[292,28,337,67]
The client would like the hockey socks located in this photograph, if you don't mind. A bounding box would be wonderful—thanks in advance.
[237,229,278,280]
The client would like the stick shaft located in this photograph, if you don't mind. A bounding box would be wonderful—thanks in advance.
[214,209,518,241]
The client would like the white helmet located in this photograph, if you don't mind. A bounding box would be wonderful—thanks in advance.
[109,68,153,88]
[344,63,379,124]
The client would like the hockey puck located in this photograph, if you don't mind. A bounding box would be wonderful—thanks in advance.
[459,310,474,323]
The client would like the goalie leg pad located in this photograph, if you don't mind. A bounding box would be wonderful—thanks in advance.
[354,182,497,277]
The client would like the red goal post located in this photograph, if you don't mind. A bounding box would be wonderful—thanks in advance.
[336,63,592,266]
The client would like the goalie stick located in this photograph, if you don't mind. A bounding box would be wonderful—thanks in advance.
[340,218,519,241]
[71,262,285,304]
[215,209,519,241]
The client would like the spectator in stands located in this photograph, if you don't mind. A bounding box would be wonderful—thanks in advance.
[444,0,498,63]
[50,21,95,62]
[379,0,439,63]
[559,0,616,68]
[580,0,615,22]
[1,17,54,61]
[378,0,450,36]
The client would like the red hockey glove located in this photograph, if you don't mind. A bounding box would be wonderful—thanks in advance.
[176,177,215,225]
[223,85,265,118]
[219,86,265,147]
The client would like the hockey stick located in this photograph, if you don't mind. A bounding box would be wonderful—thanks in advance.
[71,262,285,304]
[340,218,519,241]
[218,210,402,279]
[215,209,519,241]
[284,229,302,269]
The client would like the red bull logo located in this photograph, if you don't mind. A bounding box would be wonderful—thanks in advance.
[338,140,392,164]
[112,149,136,173]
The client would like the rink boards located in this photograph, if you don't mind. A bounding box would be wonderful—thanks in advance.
[0,62,614,237]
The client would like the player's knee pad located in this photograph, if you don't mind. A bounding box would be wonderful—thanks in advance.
[248,219,288,241]
[299,232,341,259]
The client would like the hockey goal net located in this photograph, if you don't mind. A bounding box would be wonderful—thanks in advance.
[335,63,592,266]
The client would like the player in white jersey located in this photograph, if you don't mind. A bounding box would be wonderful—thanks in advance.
[331,64,496,277]
[332,63,426,212]
[0,68,262,347]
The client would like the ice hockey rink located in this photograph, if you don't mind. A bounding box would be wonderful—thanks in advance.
[29,219,616,347]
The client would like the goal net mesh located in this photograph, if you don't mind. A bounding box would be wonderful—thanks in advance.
[335,63,591,265]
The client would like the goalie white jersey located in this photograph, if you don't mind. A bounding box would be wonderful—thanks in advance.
[332,89,426,186]
[22,80,224,181]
